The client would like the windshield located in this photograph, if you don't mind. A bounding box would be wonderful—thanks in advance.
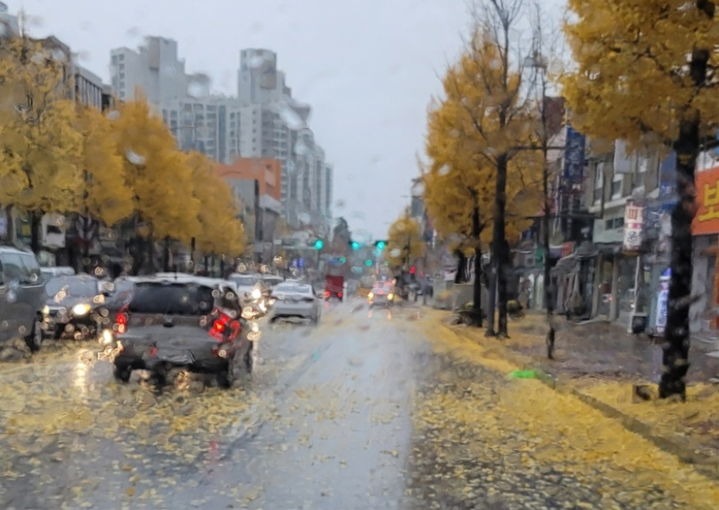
[275,284,312,295]
[46,277,98,297]
[4,1,716,509]
[231,275,259,287]
[128,283,215,315]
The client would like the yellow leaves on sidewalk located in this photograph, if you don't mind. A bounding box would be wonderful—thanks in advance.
[413,313,719,509]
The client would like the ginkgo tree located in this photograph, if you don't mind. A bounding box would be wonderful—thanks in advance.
[385,214,424,271]
[425,0,541,336]
[186,151,245,259]
[110,99,201,273]
[563,0,719,399]
[0,35,83,252]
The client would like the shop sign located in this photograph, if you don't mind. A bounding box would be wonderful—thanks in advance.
[654,268,670,335]
[623,203,644,251]
[563,126,586,183]
[693,165,719,235]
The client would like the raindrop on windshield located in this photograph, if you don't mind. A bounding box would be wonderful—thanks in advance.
[125,150,146,165]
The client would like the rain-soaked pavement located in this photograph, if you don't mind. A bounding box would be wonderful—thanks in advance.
[1,301,718,509]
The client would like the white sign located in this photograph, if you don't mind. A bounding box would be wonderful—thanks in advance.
[623,204,644,251]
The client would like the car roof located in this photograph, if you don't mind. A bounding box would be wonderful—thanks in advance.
[126,274,235,290]
[0,246,35,255]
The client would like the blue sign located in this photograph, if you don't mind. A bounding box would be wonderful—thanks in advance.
[658,151,677,210]
[564,126,586,183]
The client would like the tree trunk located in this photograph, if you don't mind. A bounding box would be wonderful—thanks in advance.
[660,117,699,399]
[30,211,42,254]
[473,245,483,327]
[543,160,556,359]
[454,250,467,284]
[162,236,171,272]
[486,262,497,336]
[492,154,509,338]
[471,204,483,327]
[147,235,157,274]
[3,205,15,245]
[659,2,713,398]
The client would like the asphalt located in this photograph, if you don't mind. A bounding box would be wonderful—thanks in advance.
[0,301,717,510]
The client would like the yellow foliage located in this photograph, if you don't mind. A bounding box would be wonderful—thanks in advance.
[110,99,200,242]
[74,105,134,226]
[0,36,82,213]
[385,214,424,268]
[424,31,542,249]
[186,151,245,256]
[563,0,719,147]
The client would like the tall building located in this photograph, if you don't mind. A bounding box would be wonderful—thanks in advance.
[109,39,333,229]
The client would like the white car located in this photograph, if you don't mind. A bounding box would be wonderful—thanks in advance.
[269,282,321,324]
[228,273,265,301]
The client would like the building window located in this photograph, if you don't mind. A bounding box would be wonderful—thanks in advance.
[606,217,624,230]
[611,174,623,199]
[593,163,604,203]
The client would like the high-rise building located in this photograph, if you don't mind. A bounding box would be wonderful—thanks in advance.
[109,39,332,228]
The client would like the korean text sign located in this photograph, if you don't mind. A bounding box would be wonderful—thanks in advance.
[693,166,719,235]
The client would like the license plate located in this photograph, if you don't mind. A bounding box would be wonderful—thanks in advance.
[157,350,194,364]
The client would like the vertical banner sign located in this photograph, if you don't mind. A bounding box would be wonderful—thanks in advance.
[693,165,719,235]
[623,203,644,251]
[564,126,586,183]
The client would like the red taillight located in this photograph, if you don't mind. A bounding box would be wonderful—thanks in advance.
[209,311,241,342]
[338,292,343,298]
[114,310,128,334]
[324,290,330,298]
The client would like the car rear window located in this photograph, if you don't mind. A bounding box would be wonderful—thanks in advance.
[276,284,312,295]
[232,275,259,286]
[46,277,98,297]
[128,283,215,315]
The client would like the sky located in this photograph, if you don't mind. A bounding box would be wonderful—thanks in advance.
[14,0,564,239]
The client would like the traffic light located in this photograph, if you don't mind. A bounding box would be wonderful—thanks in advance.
[349,240,361,251]
[374,240,387,250]
[364,259,373,267]
[313,239,324,250]
[339,256,347,264]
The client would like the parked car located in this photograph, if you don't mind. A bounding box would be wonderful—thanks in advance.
[42,274,108,340]
[270,281,321,324]
[40,266,75,279]
[0,247,46,351]
[368,280,395,308]
[112,275,254,388]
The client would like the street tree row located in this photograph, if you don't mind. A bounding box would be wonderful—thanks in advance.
[0,35,245,268]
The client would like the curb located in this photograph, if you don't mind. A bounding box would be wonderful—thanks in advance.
[440,321,719,482]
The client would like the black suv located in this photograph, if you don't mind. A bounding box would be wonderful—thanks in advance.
[0,247,46,351]
[112,276,254,388]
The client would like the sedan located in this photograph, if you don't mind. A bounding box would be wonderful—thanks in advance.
[269,282,321,324]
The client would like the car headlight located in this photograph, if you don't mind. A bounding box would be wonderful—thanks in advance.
[72,303,91,316]
[388,293,394,301]
[42,305,50,316]
[251,288,262,300]
[101,328,114,345]
[368,292,374,299]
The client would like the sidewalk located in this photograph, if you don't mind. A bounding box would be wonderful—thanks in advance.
[431,310,719,479]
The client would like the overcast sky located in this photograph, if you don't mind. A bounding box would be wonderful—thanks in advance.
[15,0,564,239]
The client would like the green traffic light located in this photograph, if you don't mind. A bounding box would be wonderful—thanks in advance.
[364,259,373,267]
[376,241,386,250]
[339,256,347,264]
[313,239,324,250]
[351,241,360,250]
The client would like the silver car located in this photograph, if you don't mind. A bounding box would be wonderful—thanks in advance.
[0,247,46,351]
[269,282,321,324]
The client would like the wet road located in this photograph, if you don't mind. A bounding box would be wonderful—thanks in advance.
[0,302,427,510]
[1,301,718,509]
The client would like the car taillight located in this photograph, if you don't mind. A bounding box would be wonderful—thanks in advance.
[324,290,330,298]
[114,310,128,334]
[338,292,343,298]
[209,311,241,342]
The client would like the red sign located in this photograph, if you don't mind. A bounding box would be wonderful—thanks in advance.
[693,166,719,235]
